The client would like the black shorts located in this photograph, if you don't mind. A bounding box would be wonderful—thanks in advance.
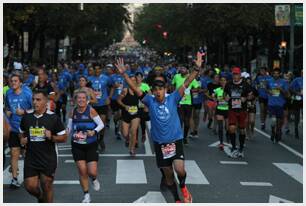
[24,164,56,179]
[71,142,99,162]
[258,97,268,105]
[93,105,108,116]
[121,110,140,123]
[247,107,256,114]
[154,139,185,168]
[292,100,302,109]
[215,109,228,118]
[192,104,202,110]
[8,131,21,148]
[110,100,120,112]
[139,109,150,121]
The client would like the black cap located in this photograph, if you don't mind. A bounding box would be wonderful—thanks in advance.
[152,80,166,88]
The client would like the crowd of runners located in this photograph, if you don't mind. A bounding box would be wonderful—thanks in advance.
[3,52,303,203]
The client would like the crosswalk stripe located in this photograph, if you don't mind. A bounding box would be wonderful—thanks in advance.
[3,160,24,185]
[53,180,79,184]
[57,154,155,157]
[220,161,248,165]
[273,163,303,184]
[116,160,147,184]
[58,147,71,151]
[240,182,273,186]
[175,160,209,185]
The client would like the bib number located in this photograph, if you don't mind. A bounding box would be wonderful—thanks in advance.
[232,99,242,109]
[94,90,102,99]
[73,131,87,144]
[128,106,138,115]
[271,88,280,97]
[29,127,46,142]
[161,143,176,159]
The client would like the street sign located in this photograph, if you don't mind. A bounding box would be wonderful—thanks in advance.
[295,5,303,26]
[275,5,290,26]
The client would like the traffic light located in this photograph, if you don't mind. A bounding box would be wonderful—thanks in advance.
[278,41,287,58]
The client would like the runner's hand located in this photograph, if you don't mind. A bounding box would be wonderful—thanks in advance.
[115,58,126,74]
[16,108,24,115]
[193,52,203,68]
[87,130,95,136]
[20,137,28,146]
[45,130,52,140]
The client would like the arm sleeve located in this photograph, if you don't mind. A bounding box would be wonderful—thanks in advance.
[93,115,104,133]
[67,118,73,135]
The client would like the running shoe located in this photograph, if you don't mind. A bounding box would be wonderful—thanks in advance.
[82,193,91,203]
[10,178,20,189]
[91,179,100,191]
[188,132,195,138]
[238,151,244,158]
[181,186,193,203]
[229,149,239,158]
[193,131,199,138]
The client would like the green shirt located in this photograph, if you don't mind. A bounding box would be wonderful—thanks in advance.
[3,85,9,97]
[214,87,229,110]
[172,73,199,105]
[140,83,150,93]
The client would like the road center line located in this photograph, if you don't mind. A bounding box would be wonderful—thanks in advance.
[254,128,303,159]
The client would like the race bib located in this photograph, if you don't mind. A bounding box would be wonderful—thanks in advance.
[138,101,145,108]
[192,92,199,99]
[161,143,176,159]
[94,90,102,99]
[128,106,138,115]
[232,99,242,109]
[271,88,280,97]
[259,81,266,89]
[29,127,46,142]
[73,131,87,144]
[219,101,228,106]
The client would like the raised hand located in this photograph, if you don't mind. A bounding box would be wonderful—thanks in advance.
[115,58,126,74]
[194,51,203,68]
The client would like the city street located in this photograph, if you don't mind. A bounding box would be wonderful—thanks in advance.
[3,111,303,203]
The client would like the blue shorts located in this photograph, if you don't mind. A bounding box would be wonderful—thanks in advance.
[268,106,284,119]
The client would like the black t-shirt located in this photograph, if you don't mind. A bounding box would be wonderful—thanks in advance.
[35,81,54,95]
[224,80,252,111]
[20,110,66,169]
[246,86,258,110]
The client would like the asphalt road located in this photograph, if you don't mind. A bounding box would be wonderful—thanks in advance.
[3,110,303,203]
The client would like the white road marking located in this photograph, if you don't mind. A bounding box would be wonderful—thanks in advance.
[240,182,273,186]
[144,122,153,155]
[116,160,147,184]
[53,180,79,184]
[273,163,303,184]
[3,160,24,184]
[58,147,71,151]
[269,195,294,203]
[254,128,303,159]
[208,141,231,147]
[220,161,248,165]
[175,160,209,185]
[133,191,167,203]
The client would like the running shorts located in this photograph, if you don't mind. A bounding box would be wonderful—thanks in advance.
[71,142,99,162]
[228,110,247,129]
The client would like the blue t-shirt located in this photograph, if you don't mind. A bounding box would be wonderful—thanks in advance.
[5,88,33,132]
[267,78,288,107]
[142,90,183,144]
[91,75,111,106]
[192,78,203,105]
[110,74,124,100]
[255,75,272,99]
[290,77,303,101]
[141,66,152,78]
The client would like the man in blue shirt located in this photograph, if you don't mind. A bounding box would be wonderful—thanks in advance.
[290,70,303,139]
[266,68,289,143]
[109,68,125,139]
[91,64,112,151]
[254,67,272,130]
[5,73,32,189]
[114,52,203,203]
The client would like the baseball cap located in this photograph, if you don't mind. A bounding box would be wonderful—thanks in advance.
[152,80,166,88]
[232,67,241,74]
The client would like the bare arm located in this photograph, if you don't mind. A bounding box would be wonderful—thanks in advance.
[178,52,203,97]
[117,88,129,111]
[115,58,143,97]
